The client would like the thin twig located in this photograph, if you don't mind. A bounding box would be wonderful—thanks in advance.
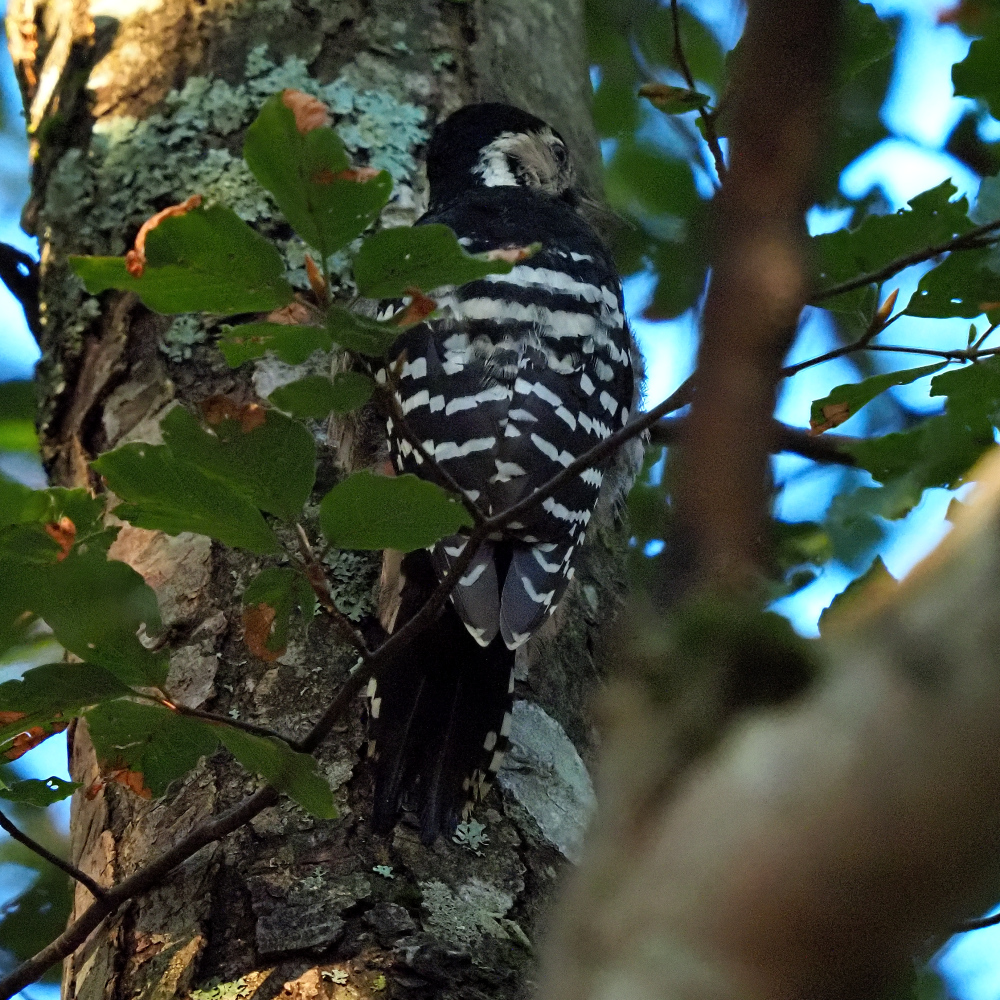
[812,216,1000,303]
[294,524,372,659]
[371,383,488,527]
[955,910,1000,933]
[0,808,108,902]
[649,416,858,466]
[972,320,1000,351]
[781,310,899,378]
[670,0,727,183]
[160,702,299,745]
[0,786,279,1000]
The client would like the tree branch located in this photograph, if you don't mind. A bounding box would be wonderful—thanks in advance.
[0,808,109,902]
[672,0,839,587]
[541,446,1000,1000]
[812,216,1000,304]
[649,416,858,466]
[669,0,727,184]
[293,523,373,660]
[161,702,301,746]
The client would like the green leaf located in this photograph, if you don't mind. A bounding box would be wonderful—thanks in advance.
[0,380,38,454]
[953,30,1000,123]
[0,662,133,754]
[0,475,51,529]
[0,575,39,659]
[86,698,336,816]
[269,373,374,419]
[814,181,973,292]
[33,552,167,685]
[160,406,315,523]
[836,1,894,86]
[85,700,220,798]
[244,94,392,258]
[327,306,404,356]
[971,172,1000,225]
[218,322,333,367]
[850,414,992,491]
[818,556,895,636]
[821,284,879,340]
[216,726,336,819]
[845,358,1000,501]
[319,471,474,551]
[242,567,317,653]
[604,141,700,223]
[353,224,515,298]
[69,205,294,315]
[905,245,1000,321]
[815,4,898,204]
[646,237,709,319]
[93,441,280,554]
[0,775,80,806]
[809,363,946,430]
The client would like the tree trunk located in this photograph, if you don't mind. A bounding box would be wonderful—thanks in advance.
[4,3,623,997]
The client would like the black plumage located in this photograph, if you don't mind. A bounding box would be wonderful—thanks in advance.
[368,103,634,842]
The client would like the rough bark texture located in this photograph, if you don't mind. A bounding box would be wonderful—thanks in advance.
[4,2,624,998]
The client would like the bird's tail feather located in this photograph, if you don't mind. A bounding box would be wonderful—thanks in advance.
[369,550,515,843]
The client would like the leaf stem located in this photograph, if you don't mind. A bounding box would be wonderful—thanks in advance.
[669,0,727,183]
[293,523,372,660]
[0,808,109,902]
[157,700,299,745]
[812,216,1000,303]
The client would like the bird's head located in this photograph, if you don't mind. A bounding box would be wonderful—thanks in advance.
[425,103,576,210]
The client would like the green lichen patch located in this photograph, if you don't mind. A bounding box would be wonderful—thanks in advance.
[419,878,515,951]
[39,46,429,366]
[161,316,209,362]
[44,46,428,258]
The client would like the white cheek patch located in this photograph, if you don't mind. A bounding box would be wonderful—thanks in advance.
[473,134,520,187]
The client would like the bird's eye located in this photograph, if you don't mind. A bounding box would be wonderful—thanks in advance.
[552,143,568,165]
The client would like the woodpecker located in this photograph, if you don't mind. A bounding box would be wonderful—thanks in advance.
[369,103,635,842]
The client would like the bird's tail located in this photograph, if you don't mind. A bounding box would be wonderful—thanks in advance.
[369,550,514,843]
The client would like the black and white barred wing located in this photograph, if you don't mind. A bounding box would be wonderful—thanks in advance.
[383,242,632,650]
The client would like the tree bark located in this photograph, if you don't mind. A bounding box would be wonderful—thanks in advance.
[5,2,624,998]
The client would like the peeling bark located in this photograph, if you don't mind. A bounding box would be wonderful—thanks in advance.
[6,1,624,998]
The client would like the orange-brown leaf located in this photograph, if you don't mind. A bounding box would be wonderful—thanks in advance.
[200,396,267,433]
[243,603,283,661]
[125,194,203,277]
[281,89,330,133]
[395,288,437,327]
[0,711,27,726]
[808,401,852,436]
[115,768,153,799]
[5,723,67,760]
[874,288,899,327]
[44,516,76,560]
[305,255,327,300]
[267,301,316,326]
